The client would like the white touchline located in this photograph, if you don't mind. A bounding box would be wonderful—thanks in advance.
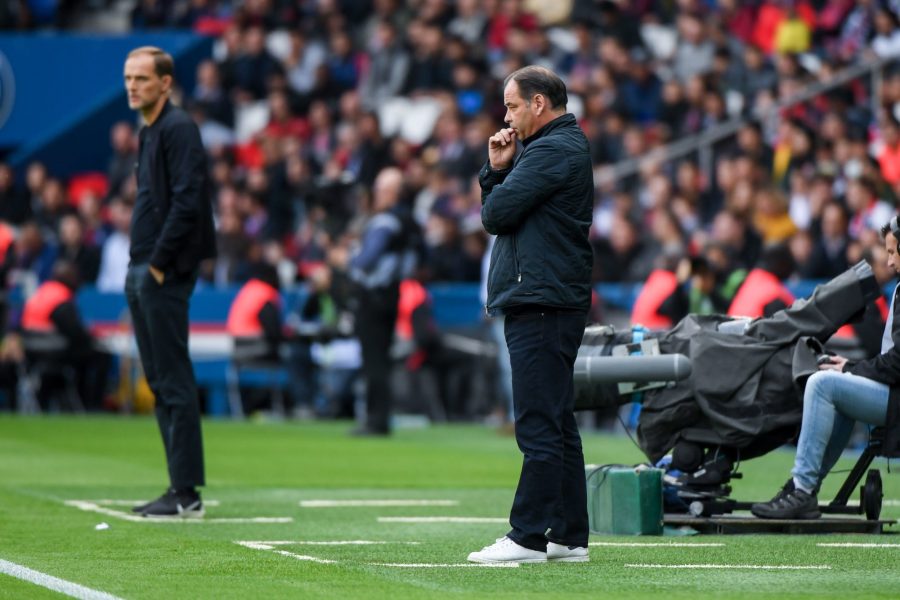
[95,499,221,507]
[301,500,459,507]
[590,542,725,547]
[237,541,421,546]
[235,542,520,568]
[64,501,292,524]
[0,558,124,600]
[371,563,520,569]
[377,517,508,523]
[818,543,900,548]
[626,564,831,570]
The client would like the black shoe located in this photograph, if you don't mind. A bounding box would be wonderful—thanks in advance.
[751,486,820,520]
[132,488,174,514]
[141,488,204,519]
[768,478,795,504]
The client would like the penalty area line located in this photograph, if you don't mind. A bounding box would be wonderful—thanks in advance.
[0,558,124,600]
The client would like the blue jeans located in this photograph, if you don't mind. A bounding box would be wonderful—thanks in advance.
[792,370,888,492]
[504,309,588,551]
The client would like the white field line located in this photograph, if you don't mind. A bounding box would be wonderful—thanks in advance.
[0,558,124,600]
[235,542,518,569]
[238,540,421,546]
[818,543,900,548]
[369,562,520,569]
[301,499,459,508]
[273,550,336,564]
[626,563,831,570]
[590,542,725,547]
[377,517,507,524]
[235,542,332,563]
[64,500,292,524]
[94,499,221,507]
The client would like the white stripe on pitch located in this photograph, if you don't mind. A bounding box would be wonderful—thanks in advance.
[377,517,507,524]
[301,500,458,508]
[371,562,519,569]
[237,540,421,546]
[818,543,900,548]
[95,499,221,507]
[626,563,830,570]
[64,501,292,524]
[0,559,124,600]
[590,542,724,547]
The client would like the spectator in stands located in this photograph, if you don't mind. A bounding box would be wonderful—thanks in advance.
[57,214,100,285]
[192,59,234,127]
[105,122,137,203]
[359,19,410,111]
[232,25,283,101]
[800,201,851,280]
[9,220,57,286]
[123,46,216,518]
[96,197,132,292]
[0,162,31,225]
[285,30,326,97]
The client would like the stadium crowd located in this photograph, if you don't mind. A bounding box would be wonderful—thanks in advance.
[3,0,900,417]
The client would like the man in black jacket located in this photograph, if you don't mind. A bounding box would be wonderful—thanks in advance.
[752,218,900,520]
[123,47,216,518]
[468,66,593,564]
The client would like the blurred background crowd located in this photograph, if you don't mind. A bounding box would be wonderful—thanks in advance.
[3,0,900,421]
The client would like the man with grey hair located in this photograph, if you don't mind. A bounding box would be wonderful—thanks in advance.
[468,66,594,563]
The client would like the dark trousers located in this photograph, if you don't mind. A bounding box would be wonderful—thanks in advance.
[355,286,399,432]
[125,263,204,489]
[504,309,588,551]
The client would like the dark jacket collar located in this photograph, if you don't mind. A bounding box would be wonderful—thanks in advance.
[147,99,173,128]
[522,113,576,147]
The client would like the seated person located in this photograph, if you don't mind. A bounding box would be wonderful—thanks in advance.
[226,261,282,361]
[19,259,110,410]
[285,263,358,418]
[752,218,900,519]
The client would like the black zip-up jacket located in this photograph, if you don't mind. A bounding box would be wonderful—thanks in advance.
[134,101,216,275]
[480,113,593,315]
[845,284,900,455]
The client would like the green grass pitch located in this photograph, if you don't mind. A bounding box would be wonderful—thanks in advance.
[0,415,898,599]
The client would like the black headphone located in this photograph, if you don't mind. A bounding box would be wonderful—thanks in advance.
[891,215,900,254]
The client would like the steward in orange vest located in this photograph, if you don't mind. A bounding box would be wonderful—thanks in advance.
[728,244,796,319]
[19,259,110,410]
[22,260,93,352]
[226,263,282,360]
[631,268,679,330]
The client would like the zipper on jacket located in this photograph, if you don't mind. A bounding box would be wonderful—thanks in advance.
[513,235,521,282]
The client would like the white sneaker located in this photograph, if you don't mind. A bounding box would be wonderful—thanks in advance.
[467,536,547,564]
[547,542,589,562]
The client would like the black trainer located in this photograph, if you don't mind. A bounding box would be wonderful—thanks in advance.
[751,486,820,520]
[132,488,175,514]
[141,488,204,519]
